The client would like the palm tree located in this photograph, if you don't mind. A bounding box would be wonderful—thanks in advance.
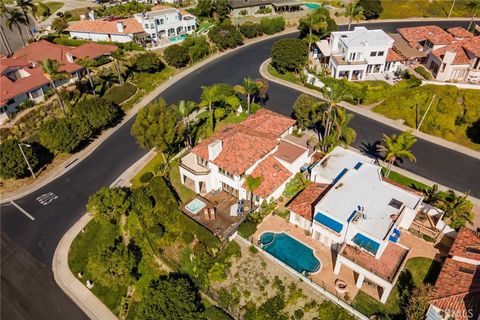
[245,175,262,212]
[440,190,473,230]
[377,131,417,178]
[0,0,12,55]
[342,2,364,31]
[299,9,328,52]
[6,8,27,47]
[234,77,264,115]
[16,0,36,40]
[178,100,197,148]
[41,59,68,116]
[422,184,441,205]
[77,57,96,95]
[333,107,356,146]
[466,0,480,30]
[200,85,222,112]
[111,49,125,85]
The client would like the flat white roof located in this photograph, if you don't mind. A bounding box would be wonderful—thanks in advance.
[332,27,393,47]
[315,163,422,240]
[311,146,375,184]
[315,40,331,56]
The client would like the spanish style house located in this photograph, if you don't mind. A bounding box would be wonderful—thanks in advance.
[324,27,399,81]
[287,147,423,303]
[66,6,197,46]
[179,109,313,204]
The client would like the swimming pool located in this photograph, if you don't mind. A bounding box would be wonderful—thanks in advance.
[169,34,187,43]
[259,232,321,274]
[185,198,206,214]
[304,3,321,9]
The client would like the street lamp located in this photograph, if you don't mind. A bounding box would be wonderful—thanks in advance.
[18,143,36,180]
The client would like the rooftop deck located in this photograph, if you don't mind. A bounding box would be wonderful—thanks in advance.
[181,191,250,241]
[331,55,366,66]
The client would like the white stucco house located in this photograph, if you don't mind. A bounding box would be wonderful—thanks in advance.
[66,6,197,45]
[179,109,313,205]
[287,147,424,303]
[321,27,400,81]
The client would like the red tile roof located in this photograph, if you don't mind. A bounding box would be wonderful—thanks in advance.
[386,48,403,62]
[447,27,474,39]
[273,140,306,164]
[462,36,480,57]
[426,33,455,45]
[397,25,452,49]
[70,43,118,59]
[432,36,480,65]
[0,56,30,75]
[286,183,329,221]
[430,228,480,320]
[245,155,292,198]
[0,65,49,105]
[192,109,295,175]
[66,18,144,35]
[382,177,424,197]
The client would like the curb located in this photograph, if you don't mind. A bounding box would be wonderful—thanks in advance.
[259,59,480,161]
[0,29,298,204]
[52,150,157,320]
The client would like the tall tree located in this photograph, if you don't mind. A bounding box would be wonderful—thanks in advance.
[16,0,36,39]
[0,0,12,54]
[40,59,68,116]
[77,57,97,95]
[405,284,433,320]
[342,2,364,31]
[298,9,328,51]
[87,186,131,224]
[245,175,262,212]
[0,139,39,179]
[357,0,383,20]
[110,49,125,84]
[178,100,197,148]
[422,184,441,205]
[466,0,480,30]
[213,0,231,21]
[377,131,417,178]
[234,77,264,115]
[441,190,473,230]
[5,8,27,47]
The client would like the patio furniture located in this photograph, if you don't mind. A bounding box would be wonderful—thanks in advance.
[237,200,244,215]
[209,207,216,220]
[203,207,210,220]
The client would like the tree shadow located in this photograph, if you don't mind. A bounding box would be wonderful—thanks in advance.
[466,120,480,145]
[359,141,382,159]
[30,142,53,173]
[397,269,414,311]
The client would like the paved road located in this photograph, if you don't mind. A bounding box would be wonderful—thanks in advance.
[1,20,479,319]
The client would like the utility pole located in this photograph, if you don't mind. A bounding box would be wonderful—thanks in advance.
[448,0,456,18]
[417,95,436,131]
[18,143,36,180]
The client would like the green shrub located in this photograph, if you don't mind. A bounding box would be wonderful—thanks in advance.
[205,306,232,320]
[182,232,194,244]
[260,16,285,35]
[248,245,258,254]
[271,38,308,73]
[163,44,190,68]
[131,52,165,73]
[238,221,257,238]
[181,35,211,63]
[239,22,264,38]
[139,172,154,184]
[39,117,89,153]
[208,20,243,51]
[73,96,121,132]
[414,66,433,80]
[18,99,35,111]
[103,82,137,105]
[0,139,39,179]
[256,7,272,14]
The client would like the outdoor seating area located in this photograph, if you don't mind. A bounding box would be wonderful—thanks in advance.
[181,190,249,241]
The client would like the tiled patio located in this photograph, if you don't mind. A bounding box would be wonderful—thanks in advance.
[253,214,360,301]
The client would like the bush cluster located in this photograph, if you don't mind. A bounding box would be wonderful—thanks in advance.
[239,17,285,38]
[208,20,243,51]
[271,38,308,73]
[103,82,137,105]
[163,44,190,68]
[131,52,165,73]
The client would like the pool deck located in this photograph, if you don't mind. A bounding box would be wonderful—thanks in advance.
[253,214,360,301]
[181,191,247,241]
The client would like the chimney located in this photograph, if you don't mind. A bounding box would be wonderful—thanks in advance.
[116,21,125,33]
[66,52,74,63]
[89,10,95,21]
[208,139,222,161]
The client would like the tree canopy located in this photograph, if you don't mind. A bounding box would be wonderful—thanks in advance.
[131,52,165,73]
[208,20,243,51]
[39,117,89,153]
[87,187,131,224]
[163,44,190,68]
[357,0,383,19]
[271,39,308,74]
[72,96,120,132]
[0,139,39,179]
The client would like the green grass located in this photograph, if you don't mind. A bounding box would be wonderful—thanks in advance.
[414,66,433,80]
[382,168,429,191]
[267,64,302,85]
[168,156,196,203]
[35,1,63,18]
[103,82,137,105]
[380,0,473,19]
[352,257,441,317]
[64,7,91,21]
[68,219,127,313]
[130,153,165,188]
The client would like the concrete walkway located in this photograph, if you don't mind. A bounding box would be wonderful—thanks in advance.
[52,149,156,320]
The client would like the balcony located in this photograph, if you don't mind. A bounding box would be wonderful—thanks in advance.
[331,55,366,66]
[180,153,210,175]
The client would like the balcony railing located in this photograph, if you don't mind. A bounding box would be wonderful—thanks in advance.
[180,153,210,175]
[331,55,367,66]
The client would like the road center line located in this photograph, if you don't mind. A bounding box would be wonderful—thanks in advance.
[10,201,35,221]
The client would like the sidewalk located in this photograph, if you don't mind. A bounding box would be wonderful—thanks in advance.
[52,149,156,320]
[0,29,298,204]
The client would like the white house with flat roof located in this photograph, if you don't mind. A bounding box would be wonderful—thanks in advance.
[325,27,398,81]
[287,147,423,303]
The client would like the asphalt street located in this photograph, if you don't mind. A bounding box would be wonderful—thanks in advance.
[1,19,479,320]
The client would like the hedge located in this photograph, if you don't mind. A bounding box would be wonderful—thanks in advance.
[414,66,433,80]
[103,82,137,105]
[45,35,144,51]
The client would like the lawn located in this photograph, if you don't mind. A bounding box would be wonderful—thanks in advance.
[382,169,429,191]
[65,7,92,21]
[268,64,302,85]
[380,0,473,19]
[352,257,442,317]
[168,155,196,202]
[68,219,127,314]
[103,82,137,105]
[35,1,63,18]
[130,153,165,188]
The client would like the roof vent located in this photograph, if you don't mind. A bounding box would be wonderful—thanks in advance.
[66,52,74,63]
[208,139,222,161]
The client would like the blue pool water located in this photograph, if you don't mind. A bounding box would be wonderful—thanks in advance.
[169,34,187,43]
[260,232,321,274]
[185,198,206,214]
[304,3,321,9]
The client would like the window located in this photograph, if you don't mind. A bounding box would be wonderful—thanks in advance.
[378,51,384,56]
[144,24,149,29]
[441,63,447,72]
[466,247,480,254]
[389,199,403,210]
[459,267,475,274]
[370,51,377,57]
[219,167,234,179]
[160,18,164,24]
[473,58,480,70]
[150,23,154,29]
[30,88,43,99]
[196,156,208,168]
[259,5,265,9]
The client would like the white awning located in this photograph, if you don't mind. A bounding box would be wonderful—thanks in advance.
[315,40,331,57]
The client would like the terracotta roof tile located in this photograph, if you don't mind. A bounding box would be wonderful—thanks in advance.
[450,228,480,260]
[397,25,451,49]
[432,36,480,65]
[0,56,30,75]
[386,48,403,62]
[382,177,424,197]
[447,27,474,39]
[1,65,49,105]
[66,17,144,35]
[245,155,292,198]
[273,140,306,164]
[426,33,455,45]
[70,43,118,59]
[191,109,295,175]
[286,183,329,221]
[462,36,480,56]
